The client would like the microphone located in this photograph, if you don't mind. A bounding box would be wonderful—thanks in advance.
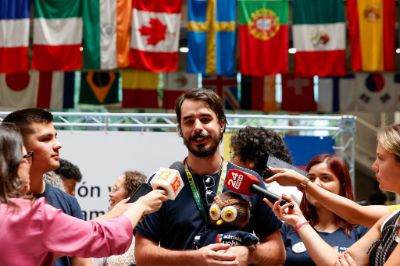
[225,169,293,207]
[149,167,184,200]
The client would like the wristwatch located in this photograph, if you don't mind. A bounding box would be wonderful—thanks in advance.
[297,178,310,192]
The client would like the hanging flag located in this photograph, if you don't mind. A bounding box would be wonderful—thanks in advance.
[122,70,159,108]
[347,0,395,71]
[162,72,198,109]
[355,73,400,113]
[0,72,38,108]
[0,0,30,73]
[82,0,131,69]
[32,0,83,71]
[292,0,346,77]
[238,0,289,75]
[317,75,356,113]
[202,75,239,110]
[129,0,182,72]
[241,75,277,112]
[36,71,75,110]
[0,71,74,110]
[281,74,316,112]
[186,0,236,75]
[79,71,119,105]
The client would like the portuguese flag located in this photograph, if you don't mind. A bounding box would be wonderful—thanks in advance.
[238,0,289,75]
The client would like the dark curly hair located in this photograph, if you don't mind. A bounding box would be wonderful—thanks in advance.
[54,159,82,182]
[123,171,147,197]
[230,127,292,175]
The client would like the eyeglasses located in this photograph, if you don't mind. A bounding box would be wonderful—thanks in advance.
[202,175,216,206]
[22,151,34,162]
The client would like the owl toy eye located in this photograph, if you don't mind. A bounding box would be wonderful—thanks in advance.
[209,203,221,221]
[221,206,237,222]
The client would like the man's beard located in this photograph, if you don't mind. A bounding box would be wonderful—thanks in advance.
[183,131,222,158]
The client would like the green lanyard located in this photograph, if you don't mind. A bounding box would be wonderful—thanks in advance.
[185,160,228,218]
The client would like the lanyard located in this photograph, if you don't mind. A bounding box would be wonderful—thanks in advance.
[185,160,228,219]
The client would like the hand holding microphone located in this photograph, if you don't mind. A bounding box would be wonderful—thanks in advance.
[225,169,294,208]
[128,166,185,203]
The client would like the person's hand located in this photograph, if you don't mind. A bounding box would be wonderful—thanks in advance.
[263,195,306,227]
[107,198,131,218]
[195,243,239,266]
[135,189,168,215]
[263,167,306,187]
[224,245,249,266]
[335,252,356,266]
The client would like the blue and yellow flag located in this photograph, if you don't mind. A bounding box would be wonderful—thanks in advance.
[186,0,236,75]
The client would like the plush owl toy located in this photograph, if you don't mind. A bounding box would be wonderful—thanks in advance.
[193,192,259,249]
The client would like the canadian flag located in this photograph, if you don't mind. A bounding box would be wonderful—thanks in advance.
[129,0,182,72]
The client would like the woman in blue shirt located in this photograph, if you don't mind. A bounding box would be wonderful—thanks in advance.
[278,154,368,266]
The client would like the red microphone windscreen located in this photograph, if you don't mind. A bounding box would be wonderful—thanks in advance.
[225,169,260,195]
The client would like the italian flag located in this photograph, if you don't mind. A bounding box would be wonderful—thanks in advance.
[32,0,82,71]
[293,0,346,77]
[347,0,395,72]
[238,0,289,75]
[83,0,131,69]
[129,0,182,72]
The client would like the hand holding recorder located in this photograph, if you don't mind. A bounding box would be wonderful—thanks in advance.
[225,168,293,208]
[128,165,185,203]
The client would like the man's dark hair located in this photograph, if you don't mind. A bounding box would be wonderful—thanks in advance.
[54,159,83,182]
[231,126,293,176]
[2,108,53,137]
[174,88,226,136]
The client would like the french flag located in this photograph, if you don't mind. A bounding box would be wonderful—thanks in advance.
[0,0,30,73]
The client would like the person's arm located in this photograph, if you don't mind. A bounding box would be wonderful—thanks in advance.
[71,257,93,266]
[264,196,380,266]
[93,198,130,222]
[265,167,389,227]
[224,229,285,266]
[134,234,239,266]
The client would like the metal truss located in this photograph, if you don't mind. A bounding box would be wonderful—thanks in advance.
[0,111,356,180]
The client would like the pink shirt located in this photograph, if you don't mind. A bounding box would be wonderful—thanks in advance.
[0,197,132,266]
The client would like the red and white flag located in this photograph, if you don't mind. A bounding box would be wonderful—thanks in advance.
[129,0,182,72]
[163,72,198,109]
[0,71,69,110]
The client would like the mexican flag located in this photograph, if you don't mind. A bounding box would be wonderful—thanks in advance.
[129,0,182,72]
[292,0,346,77]
[83,0,131,69]
[238,0,289,75]
[32,0,82,71]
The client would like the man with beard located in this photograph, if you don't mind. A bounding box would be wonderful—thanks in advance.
[135,89,285,266]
